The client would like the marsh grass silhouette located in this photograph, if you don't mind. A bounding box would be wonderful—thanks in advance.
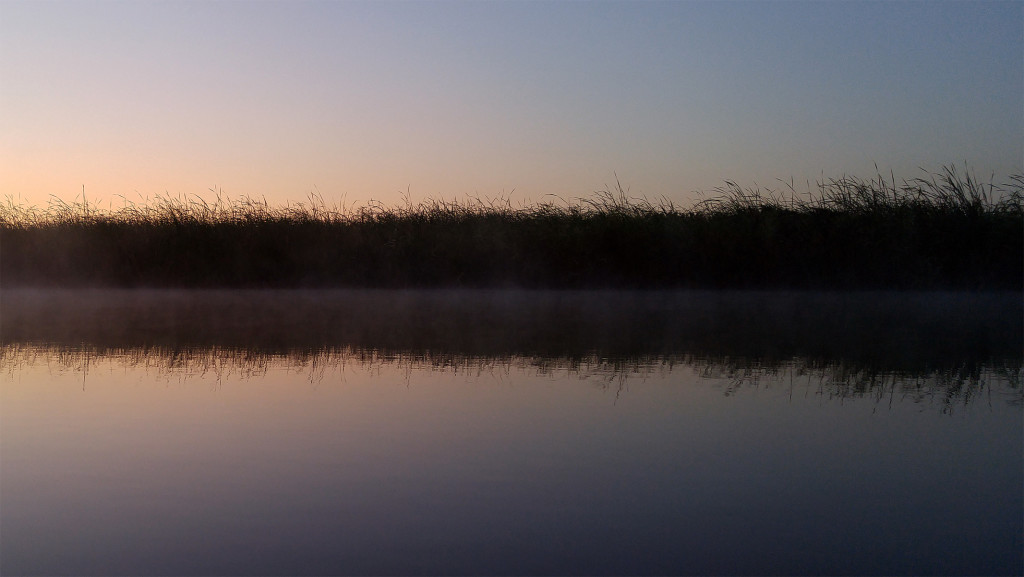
[1,165,1021,288]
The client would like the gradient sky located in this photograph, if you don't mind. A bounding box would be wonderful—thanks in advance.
[2,0,1021,210]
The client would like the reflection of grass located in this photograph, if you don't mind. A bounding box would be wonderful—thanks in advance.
[3,343,1018,413]
[2,165,1021,288]
[697,356,1022,412]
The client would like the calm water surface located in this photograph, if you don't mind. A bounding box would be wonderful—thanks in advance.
[2,290,1021,576]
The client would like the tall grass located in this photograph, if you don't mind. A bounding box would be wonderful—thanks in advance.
[1,165,1021,289]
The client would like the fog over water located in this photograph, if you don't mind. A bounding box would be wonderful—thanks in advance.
[3,289,1019,364]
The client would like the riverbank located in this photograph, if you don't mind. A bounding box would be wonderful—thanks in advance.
[2,166,1020,289]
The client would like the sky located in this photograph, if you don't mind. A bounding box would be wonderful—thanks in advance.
[2,0,1021,210]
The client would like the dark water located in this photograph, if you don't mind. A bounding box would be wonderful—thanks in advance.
[2,290,1021,576]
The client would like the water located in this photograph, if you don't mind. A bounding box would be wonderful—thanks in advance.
[2,290,1021,576]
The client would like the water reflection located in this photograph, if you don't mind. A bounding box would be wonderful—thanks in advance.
[3,343,1020,414]
[2,290,1022,576]
[3,289,1020,412]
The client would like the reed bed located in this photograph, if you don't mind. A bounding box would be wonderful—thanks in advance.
[2,165,1020,289]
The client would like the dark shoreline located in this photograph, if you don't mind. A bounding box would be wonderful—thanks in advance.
[3,166,1021,289]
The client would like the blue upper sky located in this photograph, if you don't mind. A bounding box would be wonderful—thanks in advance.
[2,0,1020,208]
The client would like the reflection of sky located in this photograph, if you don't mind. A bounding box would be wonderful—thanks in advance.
[3,350,1021,575]
[2,1,1021,209]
